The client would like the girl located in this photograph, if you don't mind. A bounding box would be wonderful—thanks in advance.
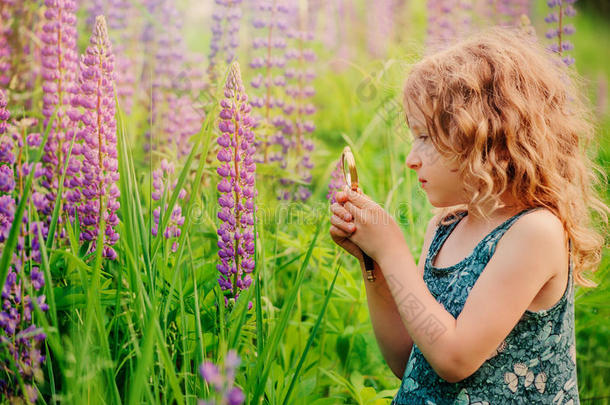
[330,27,608,404]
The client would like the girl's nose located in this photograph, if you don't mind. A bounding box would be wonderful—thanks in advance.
[405,148,421,170]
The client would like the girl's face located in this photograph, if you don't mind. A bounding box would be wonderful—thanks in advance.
[404,105,467,208]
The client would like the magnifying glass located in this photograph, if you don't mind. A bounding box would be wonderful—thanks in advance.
[341,146,376,282]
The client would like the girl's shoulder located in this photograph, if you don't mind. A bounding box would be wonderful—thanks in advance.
[508,207,566,241]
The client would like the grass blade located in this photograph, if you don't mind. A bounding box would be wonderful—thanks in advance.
[281,257,341,405]
[250,219,323,405]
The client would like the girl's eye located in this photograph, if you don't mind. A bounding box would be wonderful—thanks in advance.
[417,135,428,141]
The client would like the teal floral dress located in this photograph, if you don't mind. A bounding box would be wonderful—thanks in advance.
[392,207,580,405]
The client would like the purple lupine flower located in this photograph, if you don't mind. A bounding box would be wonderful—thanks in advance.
[40,0,80,232]
[86,0,137,113]
[366,0,395,58]
[0,3,12,87]
[496,0,531,25]
[0,89,8,134]
[329,0,355,72]
[276,23,317,202]
[546,0,577,66]
[151,159,186,253]
[71,15,120,260]
[327,159,345,204]
[0,89,13,244]
[249,0,291,164]
[85,0,104,26]
[320,0,339,50]
[199,350,245,405]
[140,0,179,132]
[0,90,48,403]
[167,93,206,159]
[425,0,457,51]
[208,0,243,81]
[141,0,204,160]
[0,3,41,111]
[216,62,257,305]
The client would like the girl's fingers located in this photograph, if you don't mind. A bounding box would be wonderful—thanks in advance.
[343,201,362,223]
[331,203,352,221]
[330,224,350,239]
[330,214,356,233]
[335,191,347,203]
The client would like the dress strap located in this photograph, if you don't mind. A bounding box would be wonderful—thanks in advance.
[426,207,544,272]
[426,211,467,266]
[477,207,544,255]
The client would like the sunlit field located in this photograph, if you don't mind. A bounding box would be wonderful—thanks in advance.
[0,0,608,404]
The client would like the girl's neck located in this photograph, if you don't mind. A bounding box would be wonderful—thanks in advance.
[464,206,525,229]
[464,193,528,229]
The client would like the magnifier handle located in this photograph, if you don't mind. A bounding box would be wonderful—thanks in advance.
[362,250,376,282]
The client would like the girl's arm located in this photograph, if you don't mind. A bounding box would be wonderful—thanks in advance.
[375,210,561,383]
[342,191,562,383]
[361,213,441,379]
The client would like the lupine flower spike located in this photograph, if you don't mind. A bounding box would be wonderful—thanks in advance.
[151,159,186,253]
[71,15,120,260]
[327,159,345,205]
[425,0,456,51]
[366,0,394,58]
[216,62,257,307]
[208,0,243,81]
[249,0,291,165]
[545,0,577,66]
[86,0,137,113]
[497,0,531,25]
[0,89,49,404]
[199,350,245,405]
[277,11,316,202]
[40,0,80,232]
[0,3,12,87]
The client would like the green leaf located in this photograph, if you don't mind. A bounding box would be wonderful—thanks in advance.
[249,219,324,405]
[282,257,341,405]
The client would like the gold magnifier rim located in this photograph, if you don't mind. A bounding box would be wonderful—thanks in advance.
[341,146,359,191]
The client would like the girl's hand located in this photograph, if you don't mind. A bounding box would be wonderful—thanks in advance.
[337,185,406,263]
[329,201,364,262]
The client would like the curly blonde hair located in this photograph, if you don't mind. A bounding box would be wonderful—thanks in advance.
[403,26,609,287]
